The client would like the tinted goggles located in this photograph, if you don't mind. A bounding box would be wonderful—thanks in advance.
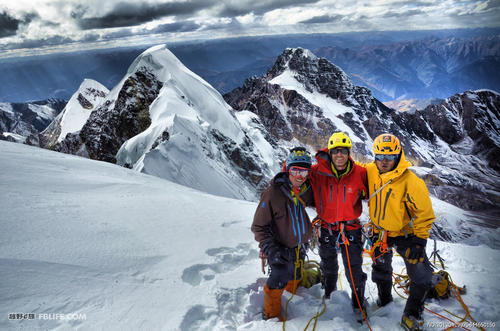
[289,166,309,178]
[375,154,398,161]
[330,148,349,155]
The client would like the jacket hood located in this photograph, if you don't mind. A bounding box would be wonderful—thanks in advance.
[271,171,291,187]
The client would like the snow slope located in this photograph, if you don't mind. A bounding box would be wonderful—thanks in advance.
[1,140,499,331]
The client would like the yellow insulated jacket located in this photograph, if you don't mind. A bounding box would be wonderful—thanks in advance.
[363,151,435,240]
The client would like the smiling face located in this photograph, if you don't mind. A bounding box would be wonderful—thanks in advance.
[288,166,309,189]
[330,147,349,170]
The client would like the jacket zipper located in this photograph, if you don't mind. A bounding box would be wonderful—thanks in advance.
[343,184,346,203]
[319,186,323,214]
[382,188,392,220]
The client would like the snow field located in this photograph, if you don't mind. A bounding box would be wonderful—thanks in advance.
[1,141,499,331]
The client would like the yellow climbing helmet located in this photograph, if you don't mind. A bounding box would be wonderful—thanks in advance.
[328,132,352,150]
[373,133,402,154]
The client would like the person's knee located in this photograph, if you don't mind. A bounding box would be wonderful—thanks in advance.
[372,264,392,283]
[267,263,291,289]
[408,262,433,286]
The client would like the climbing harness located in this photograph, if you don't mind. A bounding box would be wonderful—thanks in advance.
[363,223,389,263]
[310,216,322,254]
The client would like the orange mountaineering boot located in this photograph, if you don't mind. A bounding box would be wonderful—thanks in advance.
[284,279,301,294]
[263,284,284,321]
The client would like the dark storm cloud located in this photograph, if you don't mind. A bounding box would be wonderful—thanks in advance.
[298,14,344,24]
[0,12,20,38]
[75,1,214,29]
[217,0,320,17]
[0,11,40,38]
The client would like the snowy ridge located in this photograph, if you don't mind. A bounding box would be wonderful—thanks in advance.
[125,44,243,143]
[112,45,274,200]
[1,140,499,331]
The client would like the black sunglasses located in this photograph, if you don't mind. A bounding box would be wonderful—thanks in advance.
[375,154,398,161]
[330,148,349,155]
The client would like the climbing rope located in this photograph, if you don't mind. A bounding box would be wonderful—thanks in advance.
[341,224,373,331]
[303,295,327,331]
[392,263,483,331]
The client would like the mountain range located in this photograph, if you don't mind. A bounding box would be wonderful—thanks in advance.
[0,28,498,103]
[1,43,498,246]
[0,98,66,145]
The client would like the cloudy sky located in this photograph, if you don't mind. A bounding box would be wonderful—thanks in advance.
[1,0,499,57]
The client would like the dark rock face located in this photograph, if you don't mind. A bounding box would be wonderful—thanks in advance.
[77,93,94,110]
[57,67,162,163]
[211,129,267,191]
[421,90,500,171]
[225,77,293,140]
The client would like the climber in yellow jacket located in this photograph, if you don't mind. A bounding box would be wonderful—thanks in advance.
[363,133,435,331]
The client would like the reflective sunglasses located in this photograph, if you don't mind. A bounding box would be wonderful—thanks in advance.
[375,154,398,161]
[330,148,349,155]
[289,166,309,178]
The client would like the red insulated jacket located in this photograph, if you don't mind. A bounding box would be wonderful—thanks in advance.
[309,148,368,230]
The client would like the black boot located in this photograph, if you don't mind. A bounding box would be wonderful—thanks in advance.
[351,286,366,310]
[352,286,367,324]
[404,282,429,320]
[322,274,337,299]
[376,281,393,307]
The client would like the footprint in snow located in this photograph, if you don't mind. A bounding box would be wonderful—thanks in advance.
[181,243,258,286]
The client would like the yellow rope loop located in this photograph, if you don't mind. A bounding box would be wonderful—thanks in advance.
[393,269,479,331]
[303,297,327,331]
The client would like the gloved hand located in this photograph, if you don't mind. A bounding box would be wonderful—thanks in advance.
[404,237,427,264]
[262,240,288,265]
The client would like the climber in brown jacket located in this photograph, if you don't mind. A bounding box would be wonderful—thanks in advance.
[251,147,314,320]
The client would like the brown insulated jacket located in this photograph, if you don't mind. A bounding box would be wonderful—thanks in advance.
[251,172,314,249]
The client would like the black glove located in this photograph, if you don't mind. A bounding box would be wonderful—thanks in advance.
[404,237,427,264]
[262,240,288,265]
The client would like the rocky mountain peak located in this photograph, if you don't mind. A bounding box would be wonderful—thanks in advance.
[40,79,109,150]
[266,47,352,94]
